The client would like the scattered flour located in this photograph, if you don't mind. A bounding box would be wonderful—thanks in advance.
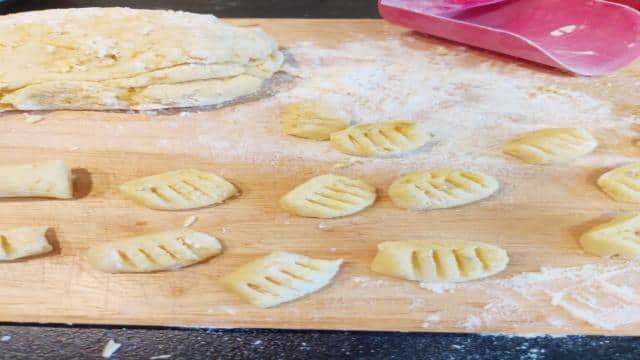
[445,261,640,331]
[24,114,45,124]
[183,215,198,228]
[351,276,386,288]
[221,306,238,315]
[420,282,458,294]
[101,339,122,359]
[0,335,10,342]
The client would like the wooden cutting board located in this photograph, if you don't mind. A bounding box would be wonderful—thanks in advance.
[0,19,639,335]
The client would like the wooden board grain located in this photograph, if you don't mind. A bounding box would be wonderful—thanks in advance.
[0,19,639,335]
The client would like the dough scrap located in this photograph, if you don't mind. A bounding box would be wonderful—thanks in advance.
[0,8,283,110]
[330,121,429,157]
[580,214,640,258]
[388,169,499,210]
[503,128,597,164]
[119,169,238,210]
[221,251,343,308]
[281,102,350,140]
[0,227,52,261]
[87,229,222,273]
[597,163,640,203]
[371,240,509,283]
[0,160,73,199]
[279,174,377,218]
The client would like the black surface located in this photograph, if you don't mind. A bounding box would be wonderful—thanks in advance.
[0,1,638,359]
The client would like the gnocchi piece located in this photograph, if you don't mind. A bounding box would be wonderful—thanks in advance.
[0,160,73,199]
[388,169,499,210]
[281,102,350,140]
[330,121,429,157]
[221,251,343,308]
[119,169,238,210]
[503,128,597,164]
[87,229,222,273]
[371,240,509,283]
[580,213,640,258]
[0,227,52,261]
[279,174,377,218]
[597,163,640,203]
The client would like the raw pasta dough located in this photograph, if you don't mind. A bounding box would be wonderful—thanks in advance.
[503,128,597,164]
[0,227,52,261]
[0,160,73,199]
[597,163,640,203]
[0,8,283,110]
[388,169,499,210]
[281,102,350,140]
[279,174,377,218]
[371,240,509,283]
[221,251,343,308]
[580,213,640,258]
[330,121,429,157]
[87,229,222,273]
[119,169,238,210]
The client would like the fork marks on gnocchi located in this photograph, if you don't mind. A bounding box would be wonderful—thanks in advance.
[119,169,238,210]
[279,174,376,218]
[221,251,343,308]
[371,240,508,283]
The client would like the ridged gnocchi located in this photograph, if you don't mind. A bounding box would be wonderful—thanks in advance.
[119,169,238,210]
[221,251,343,308]
[279,174,377,218]
[597,163,640,203]
[0,227,52,261]
[330,121,429,157]
[503,128,597,164]
[580,213,640,258]
[371,240,509,283]
[388,169,499,210]
[0,160,73,199]
[281,102,350,140]
[87,229,222,273]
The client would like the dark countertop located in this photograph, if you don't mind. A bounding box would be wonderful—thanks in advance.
[0,1,638,359]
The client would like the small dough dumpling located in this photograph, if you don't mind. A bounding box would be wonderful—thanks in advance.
[0,227,52,261]
[221,251,343,308]
[388,169,499,210]
[0,160,73,199]
[597,163,640,203]
[279,174,377,218]
[330,121,429,157]
[503,128,597,164]
[371,240,509,283]
[119,169,238,210]
[87,229,222,273]
[580,213,640,258]
[281,102,350,140]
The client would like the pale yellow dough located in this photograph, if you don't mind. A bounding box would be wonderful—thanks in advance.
[388,169,499,210]
[119,169,238,210]
[87,229,222,273]
[279,174,377,218]
[0,227,52,261]
[371,240,509,283]
[0,160,73,199]
[580,214,640,258]
[281,102,350,140]
[330,121,429,157]
[597,163,640,203]
[503,128,597,164]
[221,251,343,308]
[0,8,283,110]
